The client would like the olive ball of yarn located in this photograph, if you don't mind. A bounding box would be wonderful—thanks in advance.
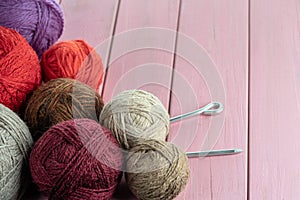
[41,40,104,90]
[99,90,170,149]
[0,104,33,200]
[0,26,41,113]
[24,78,104,141]
[0,0,64,57]
[30,119,123,200]
[125,139,190,200]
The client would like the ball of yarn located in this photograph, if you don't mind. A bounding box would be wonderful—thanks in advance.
[125,139,190,200]
[30,119,123,200]
[0,104,33,200]
[0,26,41,112]
[41,40,104,90]
[99,90,170,149]
[0,0,64,57]
[24,78,104,141]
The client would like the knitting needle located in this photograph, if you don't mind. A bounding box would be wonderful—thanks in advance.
[186,149,243,158]
[170,102,224,123]
[170,102,233,157]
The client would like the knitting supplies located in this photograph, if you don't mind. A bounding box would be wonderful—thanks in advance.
[0,104,33,200]
[30,119,123,200]
[125,139,190,200]
[0,0,64,57]
[0,26,41,112]
[99,90,170,149]
[41,40,104,90]
[23,78,103,141]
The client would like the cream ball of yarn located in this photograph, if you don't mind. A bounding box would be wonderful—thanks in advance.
[0,104,33,200]
[99,90,170,149]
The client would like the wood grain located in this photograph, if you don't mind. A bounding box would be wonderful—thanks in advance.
[59,0,119,47]
[250,0,300,199]
[101,0,180,107]
[169,1,248,199]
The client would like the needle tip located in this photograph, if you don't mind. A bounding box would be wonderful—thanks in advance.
[234,149,243,153]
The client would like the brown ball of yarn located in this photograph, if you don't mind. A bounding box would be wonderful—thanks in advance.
[125,139,190,200]
[99,90,170,149]
[24,78,104,141]
[41,40,104,90]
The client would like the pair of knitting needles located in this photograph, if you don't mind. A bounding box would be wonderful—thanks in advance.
[169,102,243,158]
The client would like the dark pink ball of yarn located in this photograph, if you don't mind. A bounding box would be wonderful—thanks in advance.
[0,0,64,57]
[30,119,123,200]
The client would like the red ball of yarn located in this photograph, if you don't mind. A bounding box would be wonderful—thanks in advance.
[0,26,41,112]
[41,40,104,90]
[30,119,123,200]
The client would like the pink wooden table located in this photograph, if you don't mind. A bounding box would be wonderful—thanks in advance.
[32,0,299,199]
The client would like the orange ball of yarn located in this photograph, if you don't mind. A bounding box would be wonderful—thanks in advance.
[41,40,104,90]
[0,26,41,112]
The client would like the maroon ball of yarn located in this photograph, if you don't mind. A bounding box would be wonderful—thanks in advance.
[30,119,123,200]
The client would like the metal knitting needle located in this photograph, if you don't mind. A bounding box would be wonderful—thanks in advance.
[186,149,243,158]
[170,102,237,157]
[170,102,224,123]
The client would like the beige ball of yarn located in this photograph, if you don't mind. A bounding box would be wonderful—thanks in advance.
[99,90,170,149]
[125,139,190,200]
[0,104,33,200]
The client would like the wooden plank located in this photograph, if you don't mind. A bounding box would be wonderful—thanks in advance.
[250,0,300,199]
[59,0,119,47]
[101,0,180,107]
[169,0,248,199]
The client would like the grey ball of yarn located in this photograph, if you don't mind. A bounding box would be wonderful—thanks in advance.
[125,139,190,200]
[0,104,33,200]
[99,90,170,149]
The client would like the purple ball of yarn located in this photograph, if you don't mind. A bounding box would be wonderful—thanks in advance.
[0,0,64,57]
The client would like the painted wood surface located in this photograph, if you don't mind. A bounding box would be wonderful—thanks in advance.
[59,0,119,47]
[101,0,180,107]
[250,0,300,199]
[169,0,248,199]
